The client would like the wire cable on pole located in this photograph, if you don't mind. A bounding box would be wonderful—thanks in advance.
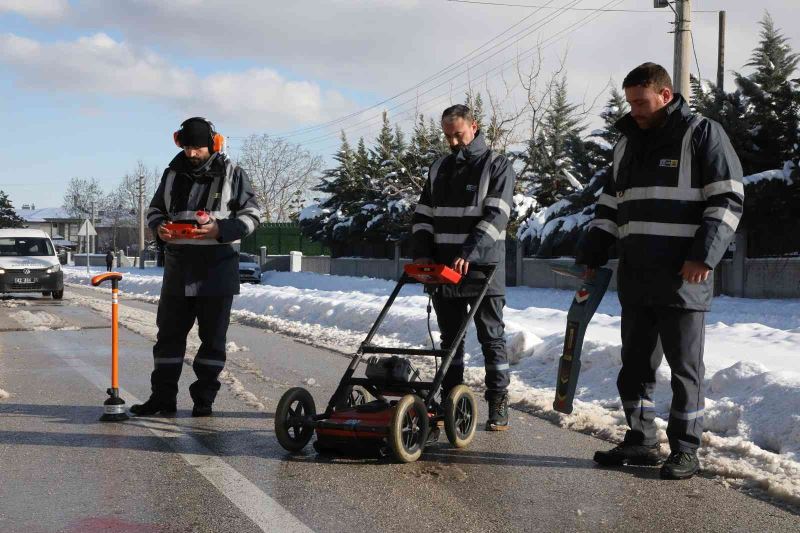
[295,0,624,153]
[267,0,564,139]
[446,0,716,12]
[228,0,584,146]
[294,0,586,144]
[690,30,702,81]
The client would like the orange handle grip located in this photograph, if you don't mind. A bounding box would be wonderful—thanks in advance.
[91,272,123,286]
[90,273,123,390]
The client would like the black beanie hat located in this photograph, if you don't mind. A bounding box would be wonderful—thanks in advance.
[177,118,213,149]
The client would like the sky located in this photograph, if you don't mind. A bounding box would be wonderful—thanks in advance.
[1,0,798,208]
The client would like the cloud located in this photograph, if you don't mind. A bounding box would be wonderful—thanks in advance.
[3,0,798,150]
[0,0,68,19]
[0,32,358,129]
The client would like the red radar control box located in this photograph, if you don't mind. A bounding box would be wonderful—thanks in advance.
[163,223,199,238]
[403,264,462,284]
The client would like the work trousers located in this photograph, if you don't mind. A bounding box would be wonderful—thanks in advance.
[150,294,233,407]
[432,295,510,400]
[618,305,706,452]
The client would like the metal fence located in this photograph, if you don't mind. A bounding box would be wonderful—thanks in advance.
[241,222,329,256]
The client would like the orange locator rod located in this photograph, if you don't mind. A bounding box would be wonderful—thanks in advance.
[91,271,128,422]
[90,272,125,389]
[111,287,119,389]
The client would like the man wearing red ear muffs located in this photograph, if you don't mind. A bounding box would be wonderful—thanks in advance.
[130,117,261,418]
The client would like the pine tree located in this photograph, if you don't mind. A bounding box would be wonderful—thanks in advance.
[465,91,486,128]
[516,85,628,257]
[427,117,448,154]
[585,86,628,170]
[485,103,511,153]
[354,137,371,180]
[367,113,415,240]
[0,190,25,229]
[300,132,363,243]
[690,75,757,172]
[734,12,800,173]
[517,76,587,208]
[407,113,446,187]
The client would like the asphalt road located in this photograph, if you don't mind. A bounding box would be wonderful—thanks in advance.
[0,287,797,533]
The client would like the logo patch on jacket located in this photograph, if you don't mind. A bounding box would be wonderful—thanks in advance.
[466,184,478,192]
[574,288,590,304]
[659,159,679,168]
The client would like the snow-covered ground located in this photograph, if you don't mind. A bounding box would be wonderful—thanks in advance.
[62,266,800,505]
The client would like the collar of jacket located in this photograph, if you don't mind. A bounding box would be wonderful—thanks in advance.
[614,93,693,142]
[453,129,489,164]
[168,151,226,183]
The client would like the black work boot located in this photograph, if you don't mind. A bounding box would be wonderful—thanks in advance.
[485,392,509,431]
[129,397,177,417]
[191,404,213,417]
[593,442,662,466]
[660,450,700,480]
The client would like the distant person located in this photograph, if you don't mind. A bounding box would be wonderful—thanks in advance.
[577,63,744,479]
[105,250,114,272]
[130,117,261,418]
[410,104,516,431]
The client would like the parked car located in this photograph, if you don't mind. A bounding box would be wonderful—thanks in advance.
[238,253,262,284]
[0,229,64,299]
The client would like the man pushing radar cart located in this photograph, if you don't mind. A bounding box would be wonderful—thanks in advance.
[274,263,496,463]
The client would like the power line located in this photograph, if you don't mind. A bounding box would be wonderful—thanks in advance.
[263,0,565,139]
[301,0,625,154]
[446,0,717,12]
[690,29,702,81]
[232,0,626,157]
[302,4,619,157]
[292,0,588,147]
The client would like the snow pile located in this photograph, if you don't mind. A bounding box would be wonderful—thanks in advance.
[743,169,792,186]
[0,299,29,308]
[64,266,800,503]
[9,310,65,331]
[298,204,329,222]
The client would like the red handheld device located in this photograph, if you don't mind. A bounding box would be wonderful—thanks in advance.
[403,264,462,284]
[164,223,199,238]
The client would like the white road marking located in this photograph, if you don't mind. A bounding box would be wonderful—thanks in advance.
[56,351,313,533]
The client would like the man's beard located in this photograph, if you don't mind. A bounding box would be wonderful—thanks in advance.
[188,156,207,167]
[633,108,668,130]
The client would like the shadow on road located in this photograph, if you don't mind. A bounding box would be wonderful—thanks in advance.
[0,402,272,422]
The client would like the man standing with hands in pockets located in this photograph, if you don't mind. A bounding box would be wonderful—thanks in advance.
[577,63,744,479]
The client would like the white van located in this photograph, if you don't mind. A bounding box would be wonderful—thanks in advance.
[0,229,64,299]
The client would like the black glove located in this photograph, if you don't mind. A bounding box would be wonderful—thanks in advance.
[575,228,613,268]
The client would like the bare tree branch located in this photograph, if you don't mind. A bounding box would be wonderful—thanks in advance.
[237,134,323,222]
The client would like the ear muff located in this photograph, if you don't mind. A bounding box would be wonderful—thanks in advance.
[211,132,225,153]
[173,117,224,153]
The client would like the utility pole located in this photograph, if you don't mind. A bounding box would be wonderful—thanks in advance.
[138,174,145,269]
[673,0,692,101]
[85,218,90,274]
[90,200,95,255]
[717,10,726,91]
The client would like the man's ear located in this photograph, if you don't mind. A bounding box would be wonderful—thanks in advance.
[661,86,673,104]
[471,120,478,133]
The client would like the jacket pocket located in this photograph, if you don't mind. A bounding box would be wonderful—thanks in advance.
[675,271,713,310]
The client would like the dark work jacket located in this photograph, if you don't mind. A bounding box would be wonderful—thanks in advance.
[411,131,515,297]
[576,95,744,311]
[147,152,262,297]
